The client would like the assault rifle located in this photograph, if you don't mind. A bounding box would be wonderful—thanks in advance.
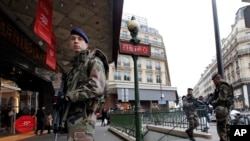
[205,93,214,106]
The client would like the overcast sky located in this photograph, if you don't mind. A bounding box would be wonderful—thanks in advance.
[123,0,249,96]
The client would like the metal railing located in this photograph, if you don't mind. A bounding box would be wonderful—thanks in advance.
[109,107,209,138]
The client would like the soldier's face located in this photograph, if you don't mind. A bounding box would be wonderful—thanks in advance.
[69,34,88,52]
[213,76,220,85]
[188,90,193,94]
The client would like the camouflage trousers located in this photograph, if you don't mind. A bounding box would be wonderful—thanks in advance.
[67,112,96,141]
[187,115,199,130]
[216,119,230,141]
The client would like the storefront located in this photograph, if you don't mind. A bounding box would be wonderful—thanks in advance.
[116,88,179,112]
[0,8,55,136]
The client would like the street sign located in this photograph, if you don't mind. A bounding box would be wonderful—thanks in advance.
[119,41,151,57]
[15,115,36,133]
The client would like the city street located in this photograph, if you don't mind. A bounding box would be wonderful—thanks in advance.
[1,111,250,141]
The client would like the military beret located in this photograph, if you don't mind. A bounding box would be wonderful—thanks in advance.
[212,73,221,80]
[71,27,89,43]
[187,88,193,91]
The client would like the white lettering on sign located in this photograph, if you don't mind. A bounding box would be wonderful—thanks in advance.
[234,129,247,136]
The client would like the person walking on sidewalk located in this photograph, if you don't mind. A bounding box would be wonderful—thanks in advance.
[35,106,46,135]
[101,107,107,126]
[183,88,200,141]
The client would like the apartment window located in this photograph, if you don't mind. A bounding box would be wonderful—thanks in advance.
[153,38,158,45]
[138,72,142,82]
[144,36,149,43]
[137,59,141,68]
[124,72,130,81]
[155,62,161,70]
[123,57,130,67]
[155,49,160,56]
[236,60,239,70]
[121,30,128,38]
[156,75,161,83]
[114,71,121,80]
[147,74,153,82]
[146,60,152,69]
[117,56,121,66]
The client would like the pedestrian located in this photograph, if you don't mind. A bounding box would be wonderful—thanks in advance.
[101,107,107,126]
[197,96,209,132]
[183,88,200,141]
[35,106,46,135]
[62,27,109,141]
[210,73,234,141]
[46,112,53,134]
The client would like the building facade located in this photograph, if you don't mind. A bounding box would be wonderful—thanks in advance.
[193,6,250,110]
[105,13,178,112]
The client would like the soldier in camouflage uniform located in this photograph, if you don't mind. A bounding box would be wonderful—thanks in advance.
[62,27,109,141]
[211,73,233,141]
[183,88,200,141]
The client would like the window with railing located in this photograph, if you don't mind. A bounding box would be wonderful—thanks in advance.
[137,59,141,68]
[117,56,121,66]
[144,36,149,43]
[155,62,161,70]
[146,60,152,69]
[123,57,130,67]
[153,38,158,45]
[236,60,239,70]
[114,71,121,80]
[156,74,161,83]
[147,74,153,82]
[138,72,142,82]
[155,49,160,56]
[124,71,130,81]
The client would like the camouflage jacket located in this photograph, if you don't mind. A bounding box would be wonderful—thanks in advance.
[211,81,233,109]
[64,49,109,118]
[183,94,199,118]
[66,49,109,102]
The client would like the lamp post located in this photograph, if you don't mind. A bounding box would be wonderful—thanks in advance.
[127,16,142,141]
[211,0,224,78]
[120,16,151,141]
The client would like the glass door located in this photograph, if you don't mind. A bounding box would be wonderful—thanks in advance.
[0,78,21,136]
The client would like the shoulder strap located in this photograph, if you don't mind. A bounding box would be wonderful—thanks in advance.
[88,49,109,77]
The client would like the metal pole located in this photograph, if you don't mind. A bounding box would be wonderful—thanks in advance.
[211,0,224,78]
[159,71,163,110]
[132,54,142,141]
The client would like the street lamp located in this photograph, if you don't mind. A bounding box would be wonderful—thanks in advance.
[127,16,142,141]
[211,0,224,78]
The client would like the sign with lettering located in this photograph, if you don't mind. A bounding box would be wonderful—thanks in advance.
[230,125,250,139]
[0,13,61,72]
[120,41,151,57]
[15,116,36,133]
[46,33,56,70]
[34,0,52,45]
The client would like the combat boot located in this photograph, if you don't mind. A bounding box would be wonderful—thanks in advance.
[188,129,196,141]
[185,129,191,138]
